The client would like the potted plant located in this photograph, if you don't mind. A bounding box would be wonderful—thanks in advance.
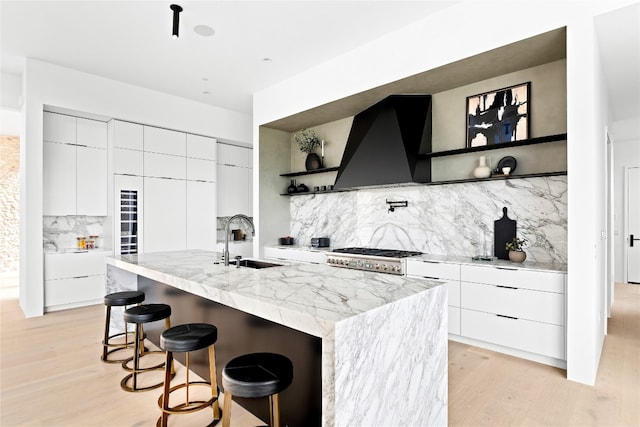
[505,237,528,263]
[293,129,322,170]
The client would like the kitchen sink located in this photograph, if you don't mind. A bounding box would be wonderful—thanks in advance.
[229,259,283,269]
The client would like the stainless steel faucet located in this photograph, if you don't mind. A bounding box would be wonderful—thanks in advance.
[224,214,255,266]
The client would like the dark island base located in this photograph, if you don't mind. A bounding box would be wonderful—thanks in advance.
[139,276,322,426]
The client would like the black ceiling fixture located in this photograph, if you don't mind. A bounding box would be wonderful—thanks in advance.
[170,4,183,39]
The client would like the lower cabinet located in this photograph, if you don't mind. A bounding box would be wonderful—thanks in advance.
[144,177,187,252]
[186,180,216,251]
[407,259,566,366]
[406,260,461,335]
[44,251,110,311]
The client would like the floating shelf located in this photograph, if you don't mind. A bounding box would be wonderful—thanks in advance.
[280,167,339,178]
[425,171,567,186]
[422,133,567,159]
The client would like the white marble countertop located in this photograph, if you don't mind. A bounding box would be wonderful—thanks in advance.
[410,253,567,273]
[106,250,444,338]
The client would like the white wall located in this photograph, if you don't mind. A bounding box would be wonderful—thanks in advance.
[19,58,252,318]
[613,139,640,282]
[254,1,634,385]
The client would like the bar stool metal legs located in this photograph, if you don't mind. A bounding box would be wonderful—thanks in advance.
[120,303,174,392]
[101,291,145,363]
[156,323,221,427]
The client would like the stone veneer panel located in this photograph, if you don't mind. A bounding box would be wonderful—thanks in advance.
[291,176,567,263]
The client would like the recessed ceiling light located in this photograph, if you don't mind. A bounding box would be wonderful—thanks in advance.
[194,25,215,37]
[202,77,209,82]
[262,58,273,63]
[203,91,210,95]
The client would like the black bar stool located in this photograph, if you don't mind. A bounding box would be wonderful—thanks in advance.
[101,291,145,363]
[157,323,221,427]
[121,303,173,392]
[221,352,293,427]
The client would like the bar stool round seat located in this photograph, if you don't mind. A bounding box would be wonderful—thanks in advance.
[121,303,173,392]
[101,291,145,363]
[157,323,221,427]
[221,352,293,427]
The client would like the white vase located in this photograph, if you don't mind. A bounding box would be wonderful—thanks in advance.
[473,155,491,178]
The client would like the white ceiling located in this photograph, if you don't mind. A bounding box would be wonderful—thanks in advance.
[1,1,638,140]
[0,0,458,114]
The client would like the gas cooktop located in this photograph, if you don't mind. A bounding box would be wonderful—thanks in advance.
[326,247,422,275]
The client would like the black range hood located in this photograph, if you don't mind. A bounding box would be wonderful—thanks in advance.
[333,94,432,189]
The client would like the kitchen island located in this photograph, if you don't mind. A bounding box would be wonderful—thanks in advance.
[106,250,447,427]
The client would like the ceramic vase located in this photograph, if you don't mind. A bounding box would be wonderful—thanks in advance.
[305,153,321,171]
[508,250,527,263]
[473,155,492,178]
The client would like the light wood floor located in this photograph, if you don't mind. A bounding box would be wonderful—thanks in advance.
[1,276,638,426]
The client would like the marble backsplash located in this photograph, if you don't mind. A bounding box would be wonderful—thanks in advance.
[290,176,567,263]
[43,216,107,251]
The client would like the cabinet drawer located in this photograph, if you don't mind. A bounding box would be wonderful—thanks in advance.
[461,308,565,360]
[114,148,143,176]
[144,152,186,179]
[449,306,461,335]
[144,126,186,156]
[187,134,216,160]
[461,282,565,325]
[461,265,565,294]
[187,158,217,182]
[45,275,105,307]
[44,252,108,280]
[406,260,460,280]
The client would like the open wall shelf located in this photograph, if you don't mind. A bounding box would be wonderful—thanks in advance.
[422,133,567,159]
[280,166,339,178]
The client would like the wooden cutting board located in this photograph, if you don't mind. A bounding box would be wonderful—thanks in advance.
[494,207,516,260]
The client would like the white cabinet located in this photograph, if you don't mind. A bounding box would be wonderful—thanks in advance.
[77,145,108,215]
[77,118,107,149]
[113,148,144,176]
[459,264,566,362]
[187,158,217,182]
[144,152,186,179]
[113,120,143,150]
[43,142,77,216]
[144,126,186,156]
[186,181,216,250]
[218,143,250,167]
[406,260,461,335]
[263,247,326,264]
[43,113,108,216]
[187,134,217,160]
[218,164,251,216]
[44,251,110,311]
[43,112,76,144]
[144,177,186,252]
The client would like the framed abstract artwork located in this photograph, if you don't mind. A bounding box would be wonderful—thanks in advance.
[466,82,530,147]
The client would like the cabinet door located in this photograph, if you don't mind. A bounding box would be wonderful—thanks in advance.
[113,120,144,150]
[77,118,107,149]
[228,164,250,215]
[217,164,232,217]
[144,126,186,156]
[186,181,216,250]
[247,167,253,216]
[43,112,76,144]
[45,275,105,310]
[187,158,217,182]
[187,134,217,160]
[77,146,108,215]
[218,143,250,167]
[43,142,77,215]
[144,177,186,252]
[144,152,186,179]
[113,148,144,176]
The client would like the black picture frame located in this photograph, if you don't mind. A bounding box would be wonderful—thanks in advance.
[466,82,530,148]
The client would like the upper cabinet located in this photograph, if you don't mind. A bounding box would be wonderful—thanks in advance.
[43,112,108,216]
[217,143,252,216]
[187,134,217,161]
[143,126,186,156]
[218,143,251,168]
[113,120,143,151]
